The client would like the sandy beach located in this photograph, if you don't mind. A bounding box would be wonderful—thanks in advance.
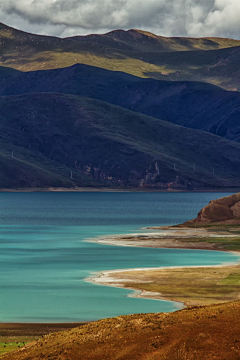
[86,227,240,251]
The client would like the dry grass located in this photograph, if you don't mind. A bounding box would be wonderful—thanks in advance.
[2,301,240,359]
[106,265,240,307]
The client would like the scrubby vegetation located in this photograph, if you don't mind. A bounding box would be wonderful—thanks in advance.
[108,265,240,306]
[2,301,240,359]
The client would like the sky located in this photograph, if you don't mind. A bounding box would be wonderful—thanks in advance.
[0,0,240,39]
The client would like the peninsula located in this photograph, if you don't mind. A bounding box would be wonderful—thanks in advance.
[89,192,240,307]
[2,193,240,360]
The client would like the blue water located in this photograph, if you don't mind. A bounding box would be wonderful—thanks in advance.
[0,192,239,322]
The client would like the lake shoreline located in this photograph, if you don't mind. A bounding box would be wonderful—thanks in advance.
[2,191,240,324]
[0,187,239,193]
[85,227,240,307]
[85,227,240,253]
[86,262,240,308]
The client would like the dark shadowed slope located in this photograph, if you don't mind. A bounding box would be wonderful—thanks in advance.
[1,22,240,189]
[2,64,240,142]
[0,65,20,78]
[0,152,71,189]
[1,93,240,189]
[0,138,103,189]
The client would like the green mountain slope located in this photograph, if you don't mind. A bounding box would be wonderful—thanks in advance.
[0,22,240,90]
[1,92,240,189]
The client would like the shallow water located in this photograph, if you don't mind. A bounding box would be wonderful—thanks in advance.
[0,192,239,322]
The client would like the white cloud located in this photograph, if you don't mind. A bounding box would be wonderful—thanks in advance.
[0,0,239,39]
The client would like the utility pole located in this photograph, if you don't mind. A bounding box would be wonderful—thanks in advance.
[70,171,73,180]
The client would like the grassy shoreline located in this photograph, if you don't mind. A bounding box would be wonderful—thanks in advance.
[1,234,240,357]
[89,263,240,307]
[2,194,240,356]
[87,226,240,308]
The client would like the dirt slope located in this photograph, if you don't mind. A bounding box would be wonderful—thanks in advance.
[185,192,240,225]
[2,300,240,360]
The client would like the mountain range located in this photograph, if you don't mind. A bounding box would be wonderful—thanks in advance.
[0,22,240,190]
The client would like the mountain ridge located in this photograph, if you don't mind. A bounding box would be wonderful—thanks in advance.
[1,23,240,189]
[0,22,240,90]
[1,92,240,189]
[1,63,240,142]
[2,22,240,50]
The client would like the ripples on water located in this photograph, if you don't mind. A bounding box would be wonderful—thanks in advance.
[0,192,239,322]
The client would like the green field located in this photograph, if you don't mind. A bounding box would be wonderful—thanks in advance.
[179,236,240,252]
[0,338,35,355]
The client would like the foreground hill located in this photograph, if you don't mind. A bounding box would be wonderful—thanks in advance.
[2,93,240,189]
[2,64,240,142]
[0,22,240,90]
[2,300,240,360]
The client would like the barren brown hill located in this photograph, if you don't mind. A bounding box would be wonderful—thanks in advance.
[2,300,240,360]
[185,192,240,225]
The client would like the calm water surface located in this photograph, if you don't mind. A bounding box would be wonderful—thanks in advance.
[0,192,239,322]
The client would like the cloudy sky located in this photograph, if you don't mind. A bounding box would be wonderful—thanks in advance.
[0,0,240,39]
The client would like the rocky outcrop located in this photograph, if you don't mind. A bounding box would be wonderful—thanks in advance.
[186,193,240,225]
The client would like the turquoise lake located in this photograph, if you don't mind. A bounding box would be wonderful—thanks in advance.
[0,192,239,322]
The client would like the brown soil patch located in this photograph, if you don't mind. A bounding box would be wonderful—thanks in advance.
[184,192,240,225]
